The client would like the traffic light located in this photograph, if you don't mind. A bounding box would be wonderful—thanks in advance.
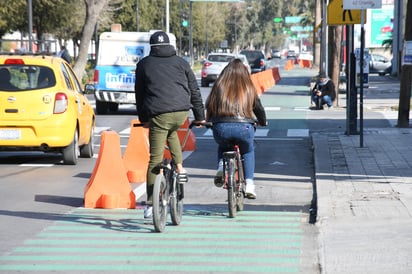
[181,10,188,28]
[182,19,188,27]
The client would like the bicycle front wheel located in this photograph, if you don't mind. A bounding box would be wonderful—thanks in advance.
[227,158,237,218]
[152,173,168,232]
[170,181,184,225]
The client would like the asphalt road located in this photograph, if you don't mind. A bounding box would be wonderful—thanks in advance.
[0,62,321,273]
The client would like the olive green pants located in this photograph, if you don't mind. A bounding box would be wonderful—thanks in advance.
[146,111,188,204]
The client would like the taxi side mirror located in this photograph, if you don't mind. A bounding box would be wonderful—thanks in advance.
[84,84,95,95]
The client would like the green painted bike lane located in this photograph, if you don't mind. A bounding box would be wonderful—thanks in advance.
[0,68,319,273]
[0,208,304,273]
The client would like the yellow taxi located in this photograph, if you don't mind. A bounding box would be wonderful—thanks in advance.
[0,54,95,165]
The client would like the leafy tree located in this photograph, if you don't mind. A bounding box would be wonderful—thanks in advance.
[73,0,109,79]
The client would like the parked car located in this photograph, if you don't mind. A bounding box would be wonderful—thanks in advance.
[236,54,252,74]
[271,49,282,59]
[0,54,95,165]
[287,50,297,59]
[369,54,392,76]
[239,50,266,73]
[201,53,250,87]
[201,53,235,87]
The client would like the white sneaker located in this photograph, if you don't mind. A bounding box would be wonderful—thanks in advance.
[245,184,256,199]
[144,206,152,219]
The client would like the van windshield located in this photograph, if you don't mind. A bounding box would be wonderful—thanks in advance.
[98,41,148,65]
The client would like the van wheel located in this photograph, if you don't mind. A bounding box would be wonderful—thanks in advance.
[62,130,79,165]
[108,102,119,112]
[96,101,109,115]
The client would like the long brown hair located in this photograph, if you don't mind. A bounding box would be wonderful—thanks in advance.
[206,59,257,120]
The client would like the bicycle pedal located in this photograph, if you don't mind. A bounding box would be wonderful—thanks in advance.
[177,173,188,184]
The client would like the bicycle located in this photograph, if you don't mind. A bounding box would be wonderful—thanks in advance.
[208,123,247,218]
[152,121,204,232]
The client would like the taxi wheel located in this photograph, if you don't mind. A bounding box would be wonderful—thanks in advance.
[62,130,79,165]
[80,126,94,158]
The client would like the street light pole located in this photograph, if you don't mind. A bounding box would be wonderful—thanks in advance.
[28,0,33,52]
[189,1,193,67]
[136,0,139,31]
[166,0,170,33]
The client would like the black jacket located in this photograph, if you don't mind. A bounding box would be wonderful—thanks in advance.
[312,79,336,100]
[209,97,267,126]
[135,45,205,123]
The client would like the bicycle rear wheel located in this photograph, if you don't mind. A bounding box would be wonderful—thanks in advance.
[170,180,184,225]
[152,173,168,232]
[227,158,237,218]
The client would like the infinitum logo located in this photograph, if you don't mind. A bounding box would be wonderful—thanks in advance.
[105,72,135,90]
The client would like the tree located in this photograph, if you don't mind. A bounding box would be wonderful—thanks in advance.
[73,0,108,80]
[397,0,412,127]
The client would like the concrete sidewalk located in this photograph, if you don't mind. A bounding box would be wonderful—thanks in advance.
[309,77,412,273]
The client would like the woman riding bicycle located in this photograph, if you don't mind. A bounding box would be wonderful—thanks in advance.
[205,58,267,199]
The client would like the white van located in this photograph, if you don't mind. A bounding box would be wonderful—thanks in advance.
[93,30,176,114]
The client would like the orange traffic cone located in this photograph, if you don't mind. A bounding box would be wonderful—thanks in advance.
[123,119,150,183]
[84,131,136,209]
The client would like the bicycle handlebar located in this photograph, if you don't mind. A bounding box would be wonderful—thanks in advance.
[188,121,213,129]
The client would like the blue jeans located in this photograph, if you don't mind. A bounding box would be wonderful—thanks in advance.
[212,122,255,181]
[312,95,333,108]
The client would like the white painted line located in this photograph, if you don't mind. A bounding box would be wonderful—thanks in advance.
[287,129,309,137]
[20,164,54,167]
[294,107,311,111]
[119,127,130,135]
[265,107,281,111]
[204,129,213,136]
[133,183,146,200]
[95,127,111,134]
[255,129,269,137]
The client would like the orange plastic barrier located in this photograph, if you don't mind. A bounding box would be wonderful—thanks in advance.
[272,67,281,83]
[163,118,197,159]
[251,73,263,94]
[251,68,281,95]
[84,131,136,209]
[284,59,294,70]
[300,59,312,68]
[123,119,150,183]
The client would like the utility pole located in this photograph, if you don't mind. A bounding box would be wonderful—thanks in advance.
[28,0,33,52]
[166,0,170,33]
[136,0,139,32]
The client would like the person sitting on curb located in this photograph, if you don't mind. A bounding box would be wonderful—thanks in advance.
[311,73,336,109]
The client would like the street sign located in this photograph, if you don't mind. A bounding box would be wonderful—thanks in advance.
[290,26,313,32]
[403,41,412,65]
[327,0,366,25]
[343,0,382,9]
[285,16,302,24]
